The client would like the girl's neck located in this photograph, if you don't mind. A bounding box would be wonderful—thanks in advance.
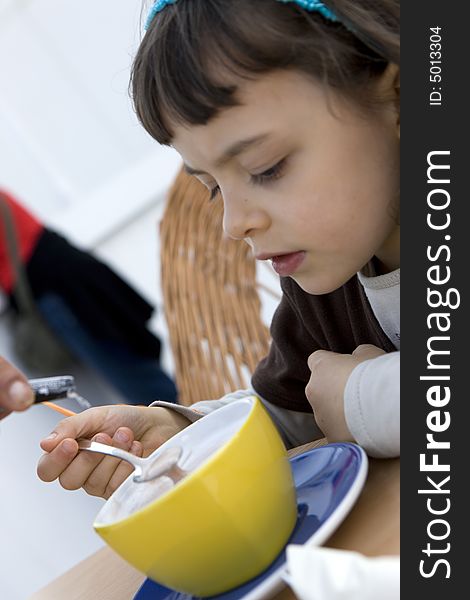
[374,225,400,274]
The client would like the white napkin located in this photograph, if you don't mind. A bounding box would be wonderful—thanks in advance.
[284,545,400,600]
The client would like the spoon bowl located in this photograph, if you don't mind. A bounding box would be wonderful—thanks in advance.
[92,397,297,596]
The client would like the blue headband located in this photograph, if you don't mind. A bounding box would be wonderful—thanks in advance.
[145,0,338,30]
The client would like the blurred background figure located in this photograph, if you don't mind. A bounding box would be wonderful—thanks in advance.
[0,188,177,405]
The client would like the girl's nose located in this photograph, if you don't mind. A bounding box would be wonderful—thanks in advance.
[222,195,270,241]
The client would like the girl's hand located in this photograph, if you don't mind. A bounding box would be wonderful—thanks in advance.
[305,344,385,443]
[37,405,190,499]
[0,356,34,420]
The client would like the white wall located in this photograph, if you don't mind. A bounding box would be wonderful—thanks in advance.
[0,0,181,247]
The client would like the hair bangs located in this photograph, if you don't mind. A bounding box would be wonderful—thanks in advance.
[131,0,398,145]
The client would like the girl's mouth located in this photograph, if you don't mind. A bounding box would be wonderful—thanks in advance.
[271,251,306,277]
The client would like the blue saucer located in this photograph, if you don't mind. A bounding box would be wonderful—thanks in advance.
[133,443,367,600]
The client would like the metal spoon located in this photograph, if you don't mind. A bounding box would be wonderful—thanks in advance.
[77,440,186,484]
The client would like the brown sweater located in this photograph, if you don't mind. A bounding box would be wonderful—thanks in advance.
[251,275,396,413]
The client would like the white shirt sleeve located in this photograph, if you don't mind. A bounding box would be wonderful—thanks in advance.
[150,389,322,449]
[344,351,400,458]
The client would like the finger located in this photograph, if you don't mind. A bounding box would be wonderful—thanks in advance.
[83,428,135,498]
[0,408,12,421]
[37,432,113,485]
[307,349,338,371]
[0,356,34,412]
[304,381,314,405]
[102,441,144,499]
[352,344,385,359]
[52,432,117,491]
[37,438,81,483]
[40,407,110,453]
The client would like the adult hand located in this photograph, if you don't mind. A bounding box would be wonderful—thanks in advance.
[0,356,34,420]
[305,344,385,442]
[37,405,191,499]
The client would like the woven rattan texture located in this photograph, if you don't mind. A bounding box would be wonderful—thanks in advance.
[160,170,271,406]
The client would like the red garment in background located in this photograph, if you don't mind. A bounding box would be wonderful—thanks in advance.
[0,189,44,293]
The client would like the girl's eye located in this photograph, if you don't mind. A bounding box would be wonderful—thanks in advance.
[251,158,287,185]
[209,185,221,202]
[206,158,287,201]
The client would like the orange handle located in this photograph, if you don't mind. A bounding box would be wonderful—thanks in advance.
[42,401,77,417]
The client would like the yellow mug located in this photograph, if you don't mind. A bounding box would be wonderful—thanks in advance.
[94,396,297,596]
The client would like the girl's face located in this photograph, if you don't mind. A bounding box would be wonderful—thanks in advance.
[172,70,400,294]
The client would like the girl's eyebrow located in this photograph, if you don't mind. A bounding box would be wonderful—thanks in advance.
[183,133,271,176]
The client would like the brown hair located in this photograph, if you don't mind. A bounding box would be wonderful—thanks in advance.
[131,0,400,145]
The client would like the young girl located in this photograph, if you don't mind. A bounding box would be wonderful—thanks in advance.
[37,0,400,498]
